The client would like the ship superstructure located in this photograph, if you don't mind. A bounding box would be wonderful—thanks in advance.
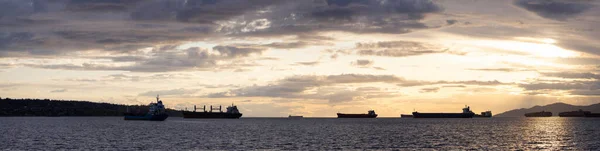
[182,103,242,119]
[124,95,169,121]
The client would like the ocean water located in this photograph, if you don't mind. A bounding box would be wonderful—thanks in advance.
[1,117,599,150]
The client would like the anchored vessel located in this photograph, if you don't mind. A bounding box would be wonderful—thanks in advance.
[524,111,552,117]
[559,110,590,117]
[124,95,168,121]
[412,106,475,118]
[474,111,493,118]
[182,104,242,119]
[288,115,304,119]
[400,114,414,118]
[337,110,377,118]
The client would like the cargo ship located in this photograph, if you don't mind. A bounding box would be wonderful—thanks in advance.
[524,111,552,117]
[474,111,492,118]
[124,95,168,121]
[337,110,377,118]
[559,110,590,117]
[412,106,475,118]
[400,114,413,118]
[288,115,303,119]
[584,112,600,117]
[182,104,242,119]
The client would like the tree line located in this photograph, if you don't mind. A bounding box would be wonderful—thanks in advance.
[0,97,183,117]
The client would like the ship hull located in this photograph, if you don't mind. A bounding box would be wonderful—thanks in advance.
[124,114,168,121]
[584,113,600,117]
[559,111,590,117]
[182,111,242,119]
[474,115,492,118]
[337,113,377,118]
[400,114,413,118]
[412,112,475,118]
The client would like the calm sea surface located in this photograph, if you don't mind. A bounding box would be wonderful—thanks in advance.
[1,117,599,150]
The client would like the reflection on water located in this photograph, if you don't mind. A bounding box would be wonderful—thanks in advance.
[1,117,599,150]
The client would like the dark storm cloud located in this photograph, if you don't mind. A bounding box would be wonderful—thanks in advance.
[0,0,443,72]
[514,0,594,21]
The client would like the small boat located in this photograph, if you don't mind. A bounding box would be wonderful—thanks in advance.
[288,115,303,119]
[124,95,168,121]
[337,110,377,118]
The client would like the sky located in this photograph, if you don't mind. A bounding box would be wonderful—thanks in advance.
[1,0,600,117]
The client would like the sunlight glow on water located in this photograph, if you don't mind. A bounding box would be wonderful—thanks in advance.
[1,117,599,150]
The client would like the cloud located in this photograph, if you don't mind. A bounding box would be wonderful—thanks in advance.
[514,0,594,21]
[420,87,439,93]
[205,74,507,103]
[138,88,201,97]
[355,41,449,57]
[15,45,264,72]
[351,59,373,68]
[469,68,534,72]
[294,61,320,66]
[50,89,67,93]
[541,72,600,80]
[205,74,405,103]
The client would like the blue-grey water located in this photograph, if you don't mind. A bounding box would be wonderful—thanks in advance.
[1,117,599,150]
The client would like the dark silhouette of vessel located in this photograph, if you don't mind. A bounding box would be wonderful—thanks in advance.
[559,110,590,117]
[182,104,242,119]
[124,95,168,121]
[584,112,600,117]
[337,110,377,118]
[524,111,552,117]
[412,106,475,118]
[400,114,413,118]
[474,111,492,118]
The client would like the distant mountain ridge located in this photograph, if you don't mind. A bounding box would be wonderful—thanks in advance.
[495,102,600,117]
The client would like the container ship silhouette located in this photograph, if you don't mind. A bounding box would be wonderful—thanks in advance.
[558,110,600,117]
[524,111,552,117]
[412,106,476,118]
[559,110,590,117]
[182,104,242,119]
[337,110,377,118]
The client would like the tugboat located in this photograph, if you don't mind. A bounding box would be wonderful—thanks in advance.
[182,104,242,118]
[412,106,475,118]
[337,110,378,118]
[124,95,168,121]
[524,111,552,117]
